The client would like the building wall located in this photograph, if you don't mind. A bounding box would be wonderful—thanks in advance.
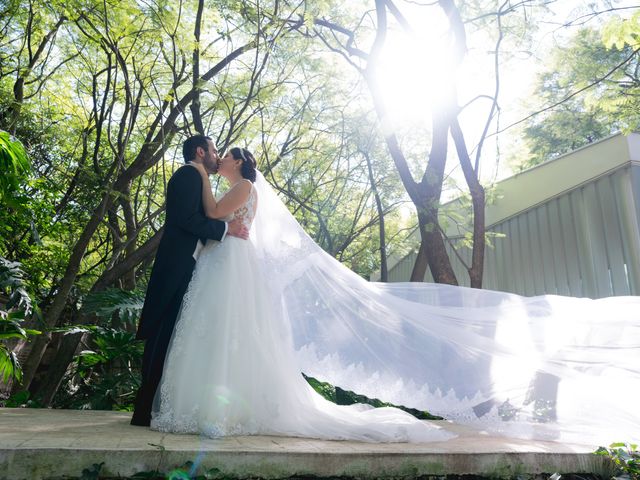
[380,134,640,298]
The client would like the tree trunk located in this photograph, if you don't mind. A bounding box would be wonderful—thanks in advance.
[410,241,428,282]
[361,1,458,286]
[13,193,112,394]
[451,118,485,288]
[417,208,458,285]
[8,13,66,132]
[363,150,388,281]
[190,0,205,134]
[468,184,486,288]
[424,225,459,285]
[31,332,82,405]
[418,113,458,285]
[119,183,137,290]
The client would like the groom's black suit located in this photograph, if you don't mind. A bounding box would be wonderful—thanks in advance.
[131,164,226,426]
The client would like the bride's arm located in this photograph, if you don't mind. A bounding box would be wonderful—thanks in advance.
[191,163,252,218]
[190,163,218,218]
[212,181,252,218]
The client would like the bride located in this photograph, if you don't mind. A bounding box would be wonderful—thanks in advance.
[151,147,453,442]
[151,147,640,444]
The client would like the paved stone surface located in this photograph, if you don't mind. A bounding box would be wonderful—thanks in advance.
[0,408,612,479]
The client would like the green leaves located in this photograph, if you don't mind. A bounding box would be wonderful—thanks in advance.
[55,326,144,410]
[0,258,33,317]
[76,350,108,369]
[80,288,145,325]
[79,462,105,480]
[4,390,32,407]
[0,346,22,384]
[74,328,142,374]
[0,256,40,384]
[303,373,442,420]
[519,25,639,168]
[0,130,30,201]
[603,11,640,50]
[595,442,640,479]
[0,323,26,341]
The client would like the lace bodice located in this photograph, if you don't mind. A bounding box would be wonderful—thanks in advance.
[223,180,257,230]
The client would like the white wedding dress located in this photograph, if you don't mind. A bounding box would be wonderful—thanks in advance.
[152,173,640,445]
[151,179,454,442]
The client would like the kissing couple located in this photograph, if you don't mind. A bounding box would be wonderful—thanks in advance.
[129,134,640,445]
[129,134,453,442]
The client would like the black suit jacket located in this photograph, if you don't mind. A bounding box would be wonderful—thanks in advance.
[136,165,226,340]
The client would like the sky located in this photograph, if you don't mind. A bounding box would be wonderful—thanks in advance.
[373,0,639,186]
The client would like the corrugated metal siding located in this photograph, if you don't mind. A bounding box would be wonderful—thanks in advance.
[389,165,640,298]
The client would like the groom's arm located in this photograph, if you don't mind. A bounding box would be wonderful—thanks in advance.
[168,166,227,241]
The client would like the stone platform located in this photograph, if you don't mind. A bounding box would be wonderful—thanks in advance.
[0,408,612,479]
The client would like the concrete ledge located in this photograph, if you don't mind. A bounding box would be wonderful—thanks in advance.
[0,408,612,479]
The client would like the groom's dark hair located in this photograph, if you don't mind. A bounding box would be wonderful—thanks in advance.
[182,135,212,163]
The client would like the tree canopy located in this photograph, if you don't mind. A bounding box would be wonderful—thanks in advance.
[1,0,638,409]
[518,10,640,168]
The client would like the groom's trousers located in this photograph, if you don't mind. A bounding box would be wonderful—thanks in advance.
[131,269,193,426]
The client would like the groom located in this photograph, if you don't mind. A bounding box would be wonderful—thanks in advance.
[131,135,249,426]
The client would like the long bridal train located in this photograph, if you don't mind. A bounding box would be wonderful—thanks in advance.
[151,180,453,442]
[152,172,640,444]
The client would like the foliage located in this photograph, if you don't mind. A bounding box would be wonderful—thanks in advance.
[0,343,22,384]
[80,288,145,326]
[79,462,105,480]
[595,442,640,480]
[0,257,33,316]
[517,22,640,169]
[0,106,77,300]
[71,460,247,480]
[0,130,29,201]
[54,326,143,410]
[303,373,442,420]
[0,0,406,405]
[603,9,640,50]
[45,289,145,408]
[0,257,40,383]
[2,389,42,408]
[4,0,630,405]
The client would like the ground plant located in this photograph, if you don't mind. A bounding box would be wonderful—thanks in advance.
[595,442,640,479]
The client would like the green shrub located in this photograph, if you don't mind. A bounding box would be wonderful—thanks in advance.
[595,442,640,480]
[0,257,40,384]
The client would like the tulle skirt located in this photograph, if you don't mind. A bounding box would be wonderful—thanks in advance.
[150,237,454,442]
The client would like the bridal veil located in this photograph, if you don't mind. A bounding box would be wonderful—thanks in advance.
[250,171,640,445]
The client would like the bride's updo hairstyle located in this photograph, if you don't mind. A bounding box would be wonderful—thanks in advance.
[230,147,257,183]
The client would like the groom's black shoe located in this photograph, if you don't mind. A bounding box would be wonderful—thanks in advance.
[131,383,153,426]
[130,411,151,426]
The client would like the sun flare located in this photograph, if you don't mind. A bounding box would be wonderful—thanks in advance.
[374,19,454,125]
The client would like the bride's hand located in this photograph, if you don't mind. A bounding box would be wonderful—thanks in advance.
[194,162,207,177]
[227,217,249,240]
[192,160,217,219]
[190,161,208,178]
